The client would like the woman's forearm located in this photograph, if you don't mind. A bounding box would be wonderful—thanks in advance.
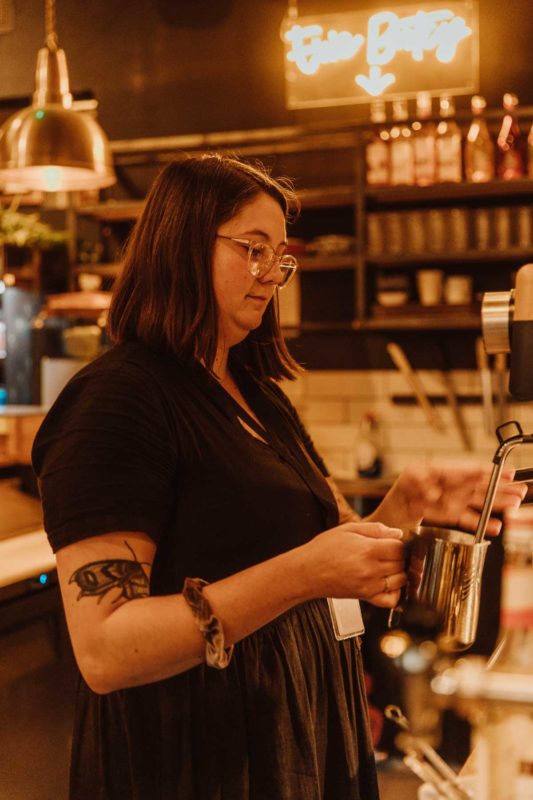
[59,517,407,695]
[364,484,421,530]
[73,544,311,695]
[325,475,416,529]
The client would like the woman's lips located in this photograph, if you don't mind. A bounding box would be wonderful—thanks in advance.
[246,294,268,302]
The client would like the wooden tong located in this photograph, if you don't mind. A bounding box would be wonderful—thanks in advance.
[387,342,444,433]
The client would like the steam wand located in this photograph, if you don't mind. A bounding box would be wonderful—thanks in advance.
[473,420,533,544]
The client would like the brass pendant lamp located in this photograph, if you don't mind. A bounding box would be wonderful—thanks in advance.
[0,0,116,192]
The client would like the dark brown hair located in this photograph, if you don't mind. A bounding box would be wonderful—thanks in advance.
[107,154,301,380]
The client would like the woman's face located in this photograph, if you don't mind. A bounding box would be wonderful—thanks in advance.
[212,191,287,350]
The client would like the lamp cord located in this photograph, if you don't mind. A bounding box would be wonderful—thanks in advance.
[44,0,58,51]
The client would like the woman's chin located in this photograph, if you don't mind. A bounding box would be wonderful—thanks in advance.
[235,315,265,340]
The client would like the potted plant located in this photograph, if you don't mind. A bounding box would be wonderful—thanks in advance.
[0,202,69,291]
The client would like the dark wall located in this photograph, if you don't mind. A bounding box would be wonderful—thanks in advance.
[1,0,532,140]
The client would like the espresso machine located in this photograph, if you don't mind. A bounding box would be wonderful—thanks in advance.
[382,264,533,799]
[482,262,533,402]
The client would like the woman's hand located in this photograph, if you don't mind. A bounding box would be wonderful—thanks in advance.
[299,522,407,609]
[369,462,527,536]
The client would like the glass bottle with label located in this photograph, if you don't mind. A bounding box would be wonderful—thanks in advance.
[465,95,495,183]
[484,505,533,800]
[412,91,436,186]
[435,95,462,183]
[365,100,390,187]
[496,93,527,180]
[389,98,415,186]
[356,412,383,478]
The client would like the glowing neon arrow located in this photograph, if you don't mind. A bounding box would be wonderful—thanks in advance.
[355,65,396,96]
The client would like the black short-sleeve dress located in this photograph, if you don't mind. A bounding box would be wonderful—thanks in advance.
[32,341,379,800]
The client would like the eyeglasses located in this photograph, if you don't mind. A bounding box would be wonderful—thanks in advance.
[216,235,298,288]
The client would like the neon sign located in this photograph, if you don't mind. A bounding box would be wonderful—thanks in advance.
[282,2,478,108]
[365,10,471,66]
[285,25,365,75]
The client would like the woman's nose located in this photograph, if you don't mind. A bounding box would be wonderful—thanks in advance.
[258,258,284,285]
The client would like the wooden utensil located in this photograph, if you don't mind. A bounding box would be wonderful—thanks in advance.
[493,352,508,426]
[386,342,444,432]
[441,371,472,450]
[475,336,494,436]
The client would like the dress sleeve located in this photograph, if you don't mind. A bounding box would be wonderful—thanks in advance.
[32,360,179,553]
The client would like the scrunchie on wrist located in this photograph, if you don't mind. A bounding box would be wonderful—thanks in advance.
[182,577,234,669]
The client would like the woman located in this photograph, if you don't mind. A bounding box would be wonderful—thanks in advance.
[32,155,524,800]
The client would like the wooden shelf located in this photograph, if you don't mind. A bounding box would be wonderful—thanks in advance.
[299,255,354,271]
[73,263,121,276]
[76,201,143,221]
[365,178,533,206]
[76,185,356,222]
[69,120,533,337]
[364,305,481,330]
[367,249,533,267]
[336,477,393,498]
[298,185,355,209]
[283,313,481,332]
[74,257,355,277]
[283,321,356,333]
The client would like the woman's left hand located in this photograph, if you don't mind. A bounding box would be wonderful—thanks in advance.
[369,461,528,536]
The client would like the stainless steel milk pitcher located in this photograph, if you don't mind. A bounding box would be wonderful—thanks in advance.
[390,421,533,652]
[401,525,490,651]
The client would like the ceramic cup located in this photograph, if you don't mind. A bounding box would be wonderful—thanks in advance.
[416,269,444,306]
[444,274,473,305]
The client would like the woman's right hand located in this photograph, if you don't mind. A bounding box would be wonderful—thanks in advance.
[298,522,407,609]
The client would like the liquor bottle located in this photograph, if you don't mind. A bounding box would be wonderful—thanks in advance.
[465,95,495,183]
[356,412,383,478]
[389,98,415,186]
[365,101,390,187]
[496,93,527,180]
[435,95,462,183]
[412,91,436,186]
[484,505,533,800]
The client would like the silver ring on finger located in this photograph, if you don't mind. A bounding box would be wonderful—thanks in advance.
[384,575,390,593]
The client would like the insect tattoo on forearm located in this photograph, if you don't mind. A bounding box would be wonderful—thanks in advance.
[69,541,151,604]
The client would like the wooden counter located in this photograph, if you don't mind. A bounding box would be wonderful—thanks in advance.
[336,476,394,499]
[0,479,43,541]
[0,478,52,589]
[0,530,55,589]
[0,406,46,466]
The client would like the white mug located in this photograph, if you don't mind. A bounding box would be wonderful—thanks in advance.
[444,275,473,305]
[416,269,444,306]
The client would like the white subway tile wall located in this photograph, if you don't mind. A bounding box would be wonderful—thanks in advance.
[281,370,533,479]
